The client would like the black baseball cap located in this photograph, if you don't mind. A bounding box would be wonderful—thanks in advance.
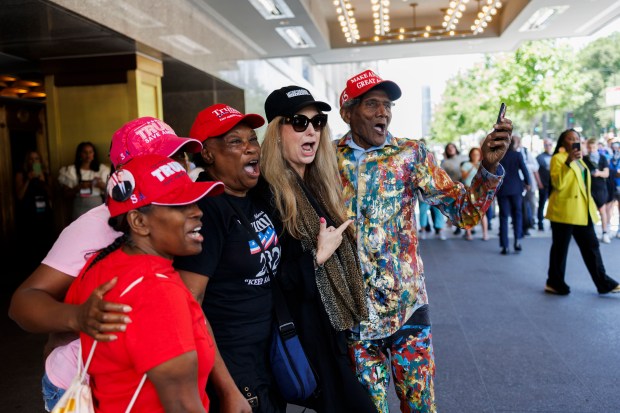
[264,86,331,123]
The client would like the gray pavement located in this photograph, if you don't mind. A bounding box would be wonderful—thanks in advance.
[3,224,620,412]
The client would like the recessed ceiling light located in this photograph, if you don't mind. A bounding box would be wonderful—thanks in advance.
[275,26,315,48]
[519,5,569,32]
[248,0,294,20]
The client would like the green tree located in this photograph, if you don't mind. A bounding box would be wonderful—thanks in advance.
[576,32,620,136]
[431,39,591,144]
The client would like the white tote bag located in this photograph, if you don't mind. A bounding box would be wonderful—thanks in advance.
[51,341,146,413]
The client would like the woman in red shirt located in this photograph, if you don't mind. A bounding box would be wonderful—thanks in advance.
[65,154,224,412]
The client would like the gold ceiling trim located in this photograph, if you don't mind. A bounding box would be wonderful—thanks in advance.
[336,0,505,45]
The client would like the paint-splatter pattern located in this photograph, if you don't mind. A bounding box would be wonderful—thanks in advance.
[336,133,503,340]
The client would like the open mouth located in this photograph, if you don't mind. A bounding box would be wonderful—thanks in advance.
[301,141,315,154]
[188,226,203,242]
[243,159,260,177]
[373,123,386,135]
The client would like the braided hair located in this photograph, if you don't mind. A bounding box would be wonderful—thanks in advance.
[83,205,152,274]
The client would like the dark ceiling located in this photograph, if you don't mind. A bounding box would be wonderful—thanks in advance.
[0,0,136,75]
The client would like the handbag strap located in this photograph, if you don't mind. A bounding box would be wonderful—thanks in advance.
[125,374,147,413]
[78,337,147,412]
[79,340,97,382]
[223,197,297,340]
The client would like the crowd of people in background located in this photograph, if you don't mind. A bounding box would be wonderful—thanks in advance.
[421,130,620,252]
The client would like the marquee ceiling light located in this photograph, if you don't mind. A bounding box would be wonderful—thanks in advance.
[334,0,360,43]
[442,0,470,31]
[345,0,504,45]
[471,0,502,34]
[359,2,474,44]
[371,0,391,36]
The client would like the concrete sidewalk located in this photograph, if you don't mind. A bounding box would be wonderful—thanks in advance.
[425,233,620,413]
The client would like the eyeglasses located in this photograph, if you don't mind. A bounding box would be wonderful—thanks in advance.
[361,99,394,112]
[283,114,328,132]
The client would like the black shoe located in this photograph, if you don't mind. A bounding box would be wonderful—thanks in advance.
[545,285,570,295]
[514,243,522,252]
[523,230,531,236]
[500,247,508,255]
[453,227,462,235]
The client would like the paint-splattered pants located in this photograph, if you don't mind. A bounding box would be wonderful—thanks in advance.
[347,325,436,413]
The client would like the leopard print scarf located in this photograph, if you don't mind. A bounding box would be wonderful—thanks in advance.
[294,178,368,331]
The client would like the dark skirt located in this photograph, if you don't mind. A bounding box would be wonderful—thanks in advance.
[592,187,608,209]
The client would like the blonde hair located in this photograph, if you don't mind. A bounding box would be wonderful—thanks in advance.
[261,115,349,239]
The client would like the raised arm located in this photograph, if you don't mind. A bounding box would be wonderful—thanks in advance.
[480,117,512,173]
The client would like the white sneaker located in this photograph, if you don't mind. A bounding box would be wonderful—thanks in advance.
[603,233,611,244]
[438,232,446,241]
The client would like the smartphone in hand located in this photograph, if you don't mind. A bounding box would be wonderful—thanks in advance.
[492,103,507,151]
[32,162,42,176]
[572,142,580,151]
[496,103,506,124]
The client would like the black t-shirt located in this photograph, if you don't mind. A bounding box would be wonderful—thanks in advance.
[584,154,609,193]
[174,190,280,347]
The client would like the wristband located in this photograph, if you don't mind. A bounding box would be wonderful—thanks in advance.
[312,249,324,270]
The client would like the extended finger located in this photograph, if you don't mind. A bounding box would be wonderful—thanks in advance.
[335,219,354,234]
[85,319,121,340]
[93,332,118,342]
[97,321,129,333]
[93,276,118,297]
[99,300,132,314]
[99,311,132,326]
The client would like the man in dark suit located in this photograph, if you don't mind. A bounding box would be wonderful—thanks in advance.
[536,138,554,231]
[497,139,531,254]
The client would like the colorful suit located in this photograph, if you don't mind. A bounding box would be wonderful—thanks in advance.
[336,132,504,412]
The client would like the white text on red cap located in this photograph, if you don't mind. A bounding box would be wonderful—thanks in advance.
[135,120,174,142]
[349,70,378,84]
[213,106,241,118]
[151,161,185,182]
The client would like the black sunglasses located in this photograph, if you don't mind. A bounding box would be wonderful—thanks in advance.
[283,114,328,132]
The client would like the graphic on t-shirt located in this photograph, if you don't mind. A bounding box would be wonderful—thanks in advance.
[245,211,280,286]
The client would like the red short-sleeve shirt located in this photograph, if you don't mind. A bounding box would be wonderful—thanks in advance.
[66,249,214,412]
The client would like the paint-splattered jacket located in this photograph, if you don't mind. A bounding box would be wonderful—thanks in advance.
[336,132,504,340]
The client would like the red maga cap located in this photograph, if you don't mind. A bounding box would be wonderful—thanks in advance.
[106,154,224,217]
[109,117,202,168]
[339,69,402,107]
[189,103,265,142]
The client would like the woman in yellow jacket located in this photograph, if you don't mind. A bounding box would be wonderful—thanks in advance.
[545,129,620,295]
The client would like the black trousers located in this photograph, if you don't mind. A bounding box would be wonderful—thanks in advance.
[547,218,619,294]
[498,194,522,249]
[537,187,549,229]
